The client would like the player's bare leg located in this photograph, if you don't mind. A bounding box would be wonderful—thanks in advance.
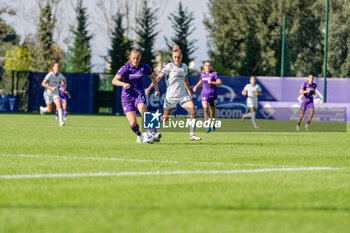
[183,101,201,141]
[54,99,64,126]
[40,103,52,115]
[126,111,142,142]
[305,108,314,131]
[202,101,211,133]
[297,110,305,131]
[242,107,258,128]
[209,105,216,132]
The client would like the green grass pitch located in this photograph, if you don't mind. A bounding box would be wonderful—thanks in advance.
[0,113,349,233]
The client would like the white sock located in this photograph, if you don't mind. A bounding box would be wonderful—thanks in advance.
[58,108,63,124]
[251,112,257,128]
[190,118,196,136]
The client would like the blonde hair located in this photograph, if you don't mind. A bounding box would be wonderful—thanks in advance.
[172,45,182,54]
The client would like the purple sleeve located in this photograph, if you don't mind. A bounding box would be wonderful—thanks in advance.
[213,72,220,81]
[300,82,306,90]
[117,65,127,77]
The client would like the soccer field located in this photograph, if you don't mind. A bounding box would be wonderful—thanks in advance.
[0,114,349,233]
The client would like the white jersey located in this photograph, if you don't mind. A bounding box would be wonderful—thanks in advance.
[244,83,261,101]
[44,72,65,96]
[161,63,188,100]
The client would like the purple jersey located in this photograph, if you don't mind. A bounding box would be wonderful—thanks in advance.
[300,82,317,102]
[200,70,220,99]
[58,82,67,100]
[117,62,152,99]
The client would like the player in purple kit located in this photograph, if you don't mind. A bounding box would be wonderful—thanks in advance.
[112,48,160,143]
[55,81,71,121]
[296,74,317,131]
[193,61,222,133]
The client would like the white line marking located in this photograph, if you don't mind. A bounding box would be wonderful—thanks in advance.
[0,154,289,167]
[0,167,339,179]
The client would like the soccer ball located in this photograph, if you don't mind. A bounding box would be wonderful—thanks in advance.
[142,131,155,144]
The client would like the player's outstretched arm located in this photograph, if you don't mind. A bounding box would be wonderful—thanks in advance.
[112,74,130,89]
[146,73,164,94]
[184,76,193,98]
[147,73,160,97]
[241,90,247,96]
[192,79,203,92]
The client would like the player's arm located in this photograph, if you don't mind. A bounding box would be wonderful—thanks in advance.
[241,87,247,96]
[112,74,130,89]
[146,73,165,94]
[313,88,317,96]
[208,79,222,86]
[41,75,56,91]
[256,91,262,96]
[184,76,193,98]
[299,88,309,94]
[147,73,160,97]
[192,79,203,93]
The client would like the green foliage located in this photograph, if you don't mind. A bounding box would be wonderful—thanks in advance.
[165,2,197,67]
[109,12,131,74]
[38,1,56,71]
[205,0,350,78]
[136,0,158,69]
[70,0,92,73]
[3,46,33,76]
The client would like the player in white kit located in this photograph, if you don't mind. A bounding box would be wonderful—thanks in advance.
[39,62,66,127]
[146,45,201,141]
[241,76,262,128]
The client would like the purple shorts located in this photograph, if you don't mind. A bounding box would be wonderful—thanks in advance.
[201,96,217,107]
[301,99,314,110]
[122,94,146,114]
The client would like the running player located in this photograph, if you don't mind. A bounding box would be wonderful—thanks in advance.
[193,61,222,133]
[296,74,317,131]
[40,62,66,127]
[112,48,160,143]
[55,81,71,121]
[241,76,262,128]
[146,45,201,141]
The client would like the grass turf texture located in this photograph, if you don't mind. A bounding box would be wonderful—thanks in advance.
[0,113,349,233]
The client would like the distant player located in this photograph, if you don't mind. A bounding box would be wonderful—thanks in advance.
[296,74,317,131]
[112,48,160,143]
[40,62,66,127]
[146,45,201,141]
[55,81,71,121]
[193,61,222,133]
[241,76,262,128]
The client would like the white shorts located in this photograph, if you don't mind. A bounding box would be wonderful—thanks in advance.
[247,98,258,109]
[44,90,60,105]
[164,95,192,111]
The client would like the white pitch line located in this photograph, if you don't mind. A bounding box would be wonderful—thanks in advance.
[0,167,339,180]
[0,154,289,168]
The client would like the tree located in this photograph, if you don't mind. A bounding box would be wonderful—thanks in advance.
[109,12,132,74]
[136,0,158,68]
[70,0,92,73]
[203,0,329,76]
[237,16,264,76]
[3,46,33,77]
[165,2,197,67]
[38,0,56,71]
